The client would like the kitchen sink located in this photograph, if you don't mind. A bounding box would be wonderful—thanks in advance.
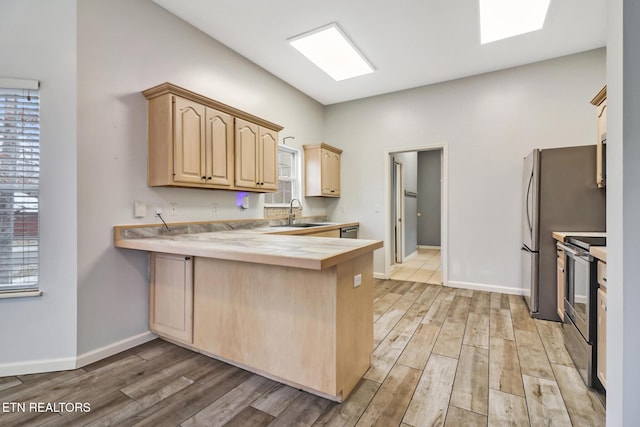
[275,223,326,228]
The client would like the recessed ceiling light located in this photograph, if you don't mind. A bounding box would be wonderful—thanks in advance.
[480,0,551,44]
[288,23,374,81]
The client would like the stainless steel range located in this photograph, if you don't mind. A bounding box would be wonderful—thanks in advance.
[558,235,605,388]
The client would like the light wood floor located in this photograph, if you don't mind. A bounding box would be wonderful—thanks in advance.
[0,280,606,426]
[390,248,442,284]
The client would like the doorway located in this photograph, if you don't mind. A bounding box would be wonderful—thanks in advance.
[385,144,448,284]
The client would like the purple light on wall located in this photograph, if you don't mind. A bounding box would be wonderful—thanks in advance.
[237,192,248,209]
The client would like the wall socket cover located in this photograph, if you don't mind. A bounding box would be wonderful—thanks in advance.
[134,202,146,218]
[353,273,362,288]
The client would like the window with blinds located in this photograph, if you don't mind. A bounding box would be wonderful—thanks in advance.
[0,80,40,292]
[265,145,300,205]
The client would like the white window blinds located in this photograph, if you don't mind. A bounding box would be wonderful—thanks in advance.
[265,145,299,205]
[0,79,40,292]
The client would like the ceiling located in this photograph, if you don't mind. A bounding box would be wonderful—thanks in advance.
[151,0,606,106]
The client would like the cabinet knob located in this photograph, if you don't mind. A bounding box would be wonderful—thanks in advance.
[207,176,212,180]
[201,176,206,180]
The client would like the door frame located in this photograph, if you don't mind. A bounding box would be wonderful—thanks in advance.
[384,143,448,284]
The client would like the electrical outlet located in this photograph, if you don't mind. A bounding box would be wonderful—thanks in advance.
[134,201,146,218]
[169,203,177,216]
[353,273,362,288]
[212,203,218,215]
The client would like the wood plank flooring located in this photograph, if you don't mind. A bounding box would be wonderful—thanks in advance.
[0,279,606,426]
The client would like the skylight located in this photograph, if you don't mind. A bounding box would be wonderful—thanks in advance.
[288,23,374,81]
[480,0,551,44]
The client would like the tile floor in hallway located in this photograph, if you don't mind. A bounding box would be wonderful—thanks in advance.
[390,247,442,284]
[0,280,606,426]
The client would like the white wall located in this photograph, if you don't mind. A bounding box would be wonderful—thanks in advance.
[325,49,606,292]
[0,0,78,373]
[75,0,326,355]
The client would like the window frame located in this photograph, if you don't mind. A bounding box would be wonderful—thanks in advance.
[0,78,40,295]
[264,144,302,207]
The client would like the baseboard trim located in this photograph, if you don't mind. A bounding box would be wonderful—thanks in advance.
[374,272,387,280]
[446,280,525,296]
[0,332,158,377]
[76,331,157,368]
[405,250,418,260]
[0,356,76,377]
[418,245,441,250]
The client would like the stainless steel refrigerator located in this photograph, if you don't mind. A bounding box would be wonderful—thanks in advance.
[521,146,606,321]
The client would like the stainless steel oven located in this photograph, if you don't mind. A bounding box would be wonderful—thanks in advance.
[559,236,605,387]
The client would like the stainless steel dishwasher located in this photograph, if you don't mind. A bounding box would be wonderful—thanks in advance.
[340,226,359,239]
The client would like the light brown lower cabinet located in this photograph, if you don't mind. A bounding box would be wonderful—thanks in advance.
[149,253,193,344]
[557,247,565,320]
[597,287,607,389]
[148,251,374,402]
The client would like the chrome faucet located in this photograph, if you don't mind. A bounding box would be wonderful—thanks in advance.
[289,198,303,225]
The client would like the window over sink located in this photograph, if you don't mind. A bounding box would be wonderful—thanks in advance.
[265,144,301,206]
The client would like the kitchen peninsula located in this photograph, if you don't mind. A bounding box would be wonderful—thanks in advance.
[114,221,383,402]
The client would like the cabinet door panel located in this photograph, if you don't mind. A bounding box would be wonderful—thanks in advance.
[597,288,606,389]
[260,127,278,191]
[150,253,193,343]
[557,249,565,320]
[328,151,340,196]
[321,149,341,196]
[205,108,233,186]
[235,119,258,188]
[174,97,205,184]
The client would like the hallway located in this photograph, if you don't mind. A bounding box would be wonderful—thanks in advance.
[390,247,442,284]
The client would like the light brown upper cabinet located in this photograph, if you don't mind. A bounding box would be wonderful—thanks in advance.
[304,143,342,197]
[235,118,278,191]
[143,83,282,192]
[590,85,607,189]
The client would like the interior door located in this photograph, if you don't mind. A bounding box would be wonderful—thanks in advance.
[394,161,405,264]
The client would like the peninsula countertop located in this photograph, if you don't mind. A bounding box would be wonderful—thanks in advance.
[590,246,607,262]
[115,226,383,270]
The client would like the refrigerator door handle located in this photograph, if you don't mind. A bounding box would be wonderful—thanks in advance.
[526,171,534,236]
